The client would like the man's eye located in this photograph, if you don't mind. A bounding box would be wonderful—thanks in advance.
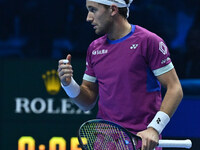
[90,8,97,13]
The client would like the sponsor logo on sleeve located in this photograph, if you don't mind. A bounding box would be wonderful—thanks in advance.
[159,42,168,55]
[161,57,171,64]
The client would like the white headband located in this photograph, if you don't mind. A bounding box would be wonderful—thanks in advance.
[87,0,133,18]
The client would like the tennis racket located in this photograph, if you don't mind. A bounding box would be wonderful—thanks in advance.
[78,119,192,150]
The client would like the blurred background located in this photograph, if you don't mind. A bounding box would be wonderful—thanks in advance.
[0,0,200,149]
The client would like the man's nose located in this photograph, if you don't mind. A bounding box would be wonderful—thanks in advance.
[86,12,93,22]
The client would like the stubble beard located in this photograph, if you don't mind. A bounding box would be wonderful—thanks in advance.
[95,21,111,35]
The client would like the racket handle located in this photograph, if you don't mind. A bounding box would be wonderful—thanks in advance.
[158,139,192,149]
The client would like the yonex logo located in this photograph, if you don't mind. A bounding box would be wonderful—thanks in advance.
[156,118,161,124]
[130,44,138,49]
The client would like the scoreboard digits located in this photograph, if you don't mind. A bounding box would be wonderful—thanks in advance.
[18,136,86,150]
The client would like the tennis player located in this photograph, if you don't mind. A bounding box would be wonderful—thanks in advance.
[58,0,183,149]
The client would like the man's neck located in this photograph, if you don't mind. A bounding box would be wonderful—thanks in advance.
[107,18,132,41]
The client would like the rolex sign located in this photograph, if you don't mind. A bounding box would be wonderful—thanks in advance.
[0,59,97,150]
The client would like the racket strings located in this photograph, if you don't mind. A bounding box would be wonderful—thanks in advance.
[95,123,122,149]
[80,122,132,150]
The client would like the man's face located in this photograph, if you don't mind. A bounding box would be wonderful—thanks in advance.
[86,1,112,35]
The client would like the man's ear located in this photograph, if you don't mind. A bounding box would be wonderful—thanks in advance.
[110,4,119,16]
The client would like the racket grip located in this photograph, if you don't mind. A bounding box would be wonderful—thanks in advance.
[158,139,192,149]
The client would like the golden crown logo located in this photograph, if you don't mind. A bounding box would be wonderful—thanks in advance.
[42,70,61,95]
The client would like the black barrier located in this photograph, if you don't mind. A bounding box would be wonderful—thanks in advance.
[0,59,200,150]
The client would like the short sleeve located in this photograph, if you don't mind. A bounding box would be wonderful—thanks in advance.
[147,34,174,76]
[83,43,97,83]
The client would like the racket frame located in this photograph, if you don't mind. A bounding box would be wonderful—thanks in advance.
[78,119,141,150]
[78,119,192,149]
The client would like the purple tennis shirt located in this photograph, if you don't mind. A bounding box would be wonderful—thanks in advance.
[83,25,174,134]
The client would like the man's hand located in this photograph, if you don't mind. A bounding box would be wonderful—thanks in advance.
[57,54,73,86]
[137,127,159,150]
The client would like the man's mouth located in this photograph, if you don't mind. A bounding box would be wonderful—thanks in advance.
[92,24,97,29]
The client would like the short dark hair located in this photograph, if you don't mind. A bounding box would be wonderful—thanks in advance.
[119,0,129,18]
[104,0,129,18]
[118,7,128,18]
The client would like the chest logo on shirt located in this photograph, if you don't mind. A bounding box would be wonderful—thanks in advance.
[159,42,168,55]
[92,49,108,55]
[130,44,138,49]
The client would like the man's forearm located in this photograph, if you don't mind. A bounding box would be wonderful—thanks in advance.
[160,83,183,117]
[71,85,98,111]
[147,81,183,134]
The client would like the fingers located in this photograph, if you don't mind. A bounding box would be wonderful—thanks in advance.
[59,73,73,85]
[139,137,158,150]
[63,59,69,64]
[58,59,70,65]
[57,62,72,72]
[59,54,71,65]
[137,130,159,150]
[57,55,73,85]
[66,54,72,63]
[58,68,73,77]
[141,138,158,150]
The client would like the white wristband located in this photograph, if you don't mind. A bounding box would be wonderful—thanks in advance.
[147,111,170,134]
[61,77,80,98]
